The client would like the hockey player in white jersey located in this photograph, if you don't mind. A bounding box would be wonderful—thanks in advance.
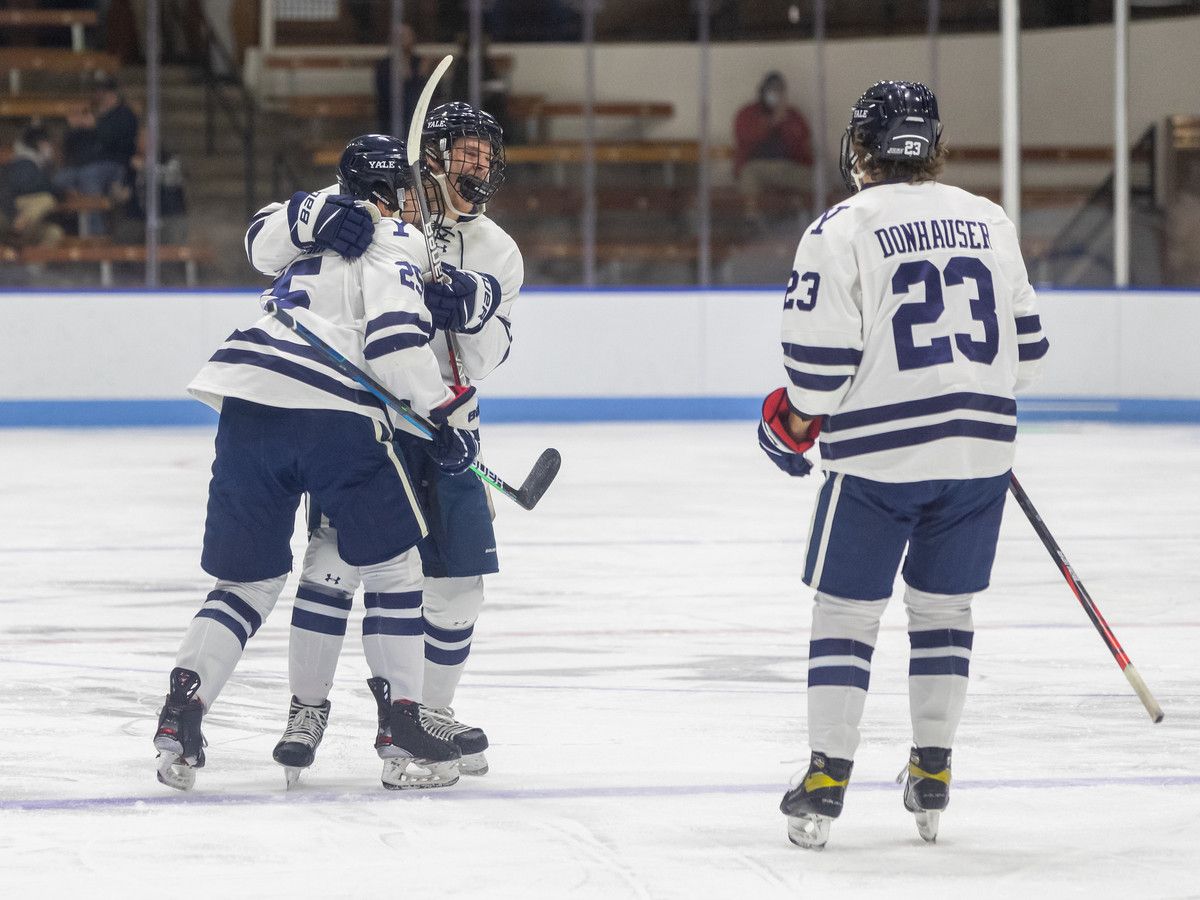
[153,134,491,791]
[757,82,1048,848]
[243,103,521,782]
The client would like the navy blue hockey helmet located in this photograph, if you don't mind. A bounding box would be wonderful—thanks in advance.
[839,81,942,193]
[337,133,414,212]
[423,102,506,211]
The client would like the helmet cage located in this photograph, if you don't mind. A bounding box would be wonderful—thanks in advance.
[423,103,506,216]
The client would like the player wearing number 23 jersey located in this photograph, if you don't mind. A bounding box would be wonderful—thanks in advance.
[757,81,1048,850]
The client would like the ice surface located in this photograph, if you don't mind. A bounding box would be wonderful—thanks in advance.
[1,422,1197,898]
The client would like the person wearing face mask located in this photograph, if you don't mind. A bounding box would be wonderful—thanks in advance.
[0,125,64,249]
[733,72,814,230]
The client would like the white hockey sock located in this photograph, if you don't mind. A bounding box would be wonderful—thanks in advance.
[904,585,974,749]
[288,526,361,706]
[359,548,424,703]
[175,575,286,709]
[289,581,354,706]
[421,575,485,708]
[806,591,888,760]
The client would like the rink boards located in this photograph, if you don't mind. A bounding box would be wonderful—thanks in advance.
[1,287,1198,426]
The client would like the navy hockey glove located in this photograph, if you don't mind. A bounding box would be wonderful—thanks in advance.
[291,191,375,258]
[427,385,480,476]
[424,265,502,334]
[758,387,821,477]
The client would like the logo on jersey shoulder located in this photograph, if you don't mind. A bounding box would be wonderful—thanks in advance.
[810,204,850,236]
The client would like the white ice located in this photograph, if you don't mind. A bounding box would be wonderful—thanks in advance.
[1,422,1197,899]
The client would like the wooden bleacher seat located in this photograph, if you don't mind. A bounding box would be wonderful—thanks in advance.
[0,96,89,119]
[0,49,119,93]
[19,242,214,287]
[532,101,674,140]
[0,9,97,53]
[285,94,376,119]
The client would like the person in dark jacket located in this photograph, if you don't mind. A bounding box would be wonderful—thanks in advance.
[0,125,64,248]
[52,73,139,234]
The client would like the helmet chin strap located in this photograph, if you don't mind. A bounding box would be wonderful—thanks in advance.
[851,154,869,192]
[433,170,485,221]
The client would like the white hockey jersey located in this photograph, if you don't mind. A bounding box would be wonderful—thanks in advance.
[781,181,1048,483]
[245,187,524,386]
[190,217,453,425]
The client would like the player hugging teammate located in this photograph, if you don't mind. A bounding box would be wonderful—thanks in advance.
[758,81,1049,848]
[153,103,522,792]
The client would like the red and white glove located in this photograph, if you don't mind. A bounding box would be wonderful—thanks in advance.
[757,387,821,477]
[427,385,480,476]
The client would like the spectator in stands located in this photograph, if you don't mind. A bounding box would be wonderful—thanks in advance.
[733,72,813,229]
[116,127,188,246]
[448,31,512,139]
[52,73,139,235]
[0,125,64,249]
[374,23,432,133]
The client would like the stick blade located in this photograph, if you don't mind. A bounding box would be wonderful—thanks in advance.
[513,448,562,511]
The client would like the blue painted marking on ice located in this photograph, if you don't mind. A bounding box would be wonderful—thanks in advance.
[5,775,1199,812]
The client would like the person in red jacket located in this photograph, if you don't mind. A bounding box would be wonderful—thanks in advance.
[733,72,813,228]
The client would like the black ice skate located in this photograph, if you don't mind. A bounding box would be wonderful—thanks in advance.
[420,706,489,775]
[153,667,206,791]
[900,746,951,843]
[779,752,854,850]
[367,677,460,790]
[272,696,331,789]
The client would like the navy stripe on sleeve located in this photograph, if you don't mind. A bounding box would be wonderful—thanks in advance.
[364,332,430,360]
[787,368,851,392]
[827,392,1016,431]
[245,219,266,269]
[1015,314,1042,335]
[820,419,1016,460]
[782,343,863,366]
[1018,338,1050,361]
[365,311,434,340]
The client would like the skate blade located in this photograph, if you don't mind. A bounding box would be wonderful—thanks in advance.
[380,757,460,790]
[914,810,940,843]
[283,766,303,790]
[155,750,196,791]
[786,814,831,850]
[459,752,488,776]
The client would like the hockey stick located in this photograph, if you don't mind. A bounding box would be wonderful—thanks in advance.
[263,296,561,511]
[1008,473,1164,723]
[402,54,470,389]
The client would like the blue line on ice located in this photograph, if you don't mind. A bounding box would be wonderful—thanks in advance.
[6,775,1200,812]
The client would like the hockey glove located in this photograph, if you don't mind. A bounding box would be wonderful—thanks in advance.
[427,385,481,477]
[290,191,375,258]
[424,265,502,334]
[758,387,821,477]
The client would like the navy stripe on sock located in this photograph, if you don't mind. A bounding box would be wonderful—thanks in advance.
[423,619,474,644]
[363,591,422,611]
[194,608,249,649]
[807,665,871,690]
[206,590,263,637]
[297,584,354,611]
[909,656,971,677]
[424,643,472,666]
[809,637,875,662]
[908,629,974,650]
[362,615,423,636]
[292,607,349,637]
